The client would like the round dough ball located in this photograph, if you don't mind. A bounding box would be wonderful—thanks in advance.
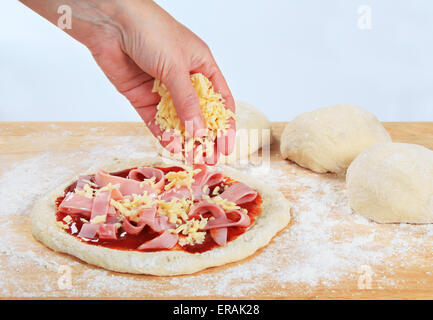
[155,101,273,164]
[220,101,273,164]
[347,142,433,223]
[280,104,391,173]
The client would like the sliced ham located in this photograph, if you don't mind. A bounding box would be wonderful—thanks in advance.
[137,230,179,250]
[122,207,173,235]
[189,201,251,230]
[190,164,224,200]
[159,186,191,201]
[76,175,93,189]
[122,218,146,235]
[98,223,118,240]
[106,206,120,224]
[192,164,224,187]
[78,223,98,239]
[219,182,257,205]
[210,227,228,246]
[95,169,156,197]
[90,190,111,220]
[128,167,165,191]
[58,192,93,218]
[189,201,226,219]
[204,210,250,230]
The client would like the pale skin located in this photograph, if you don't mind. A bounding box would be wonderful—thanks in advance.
[19,0,236,161]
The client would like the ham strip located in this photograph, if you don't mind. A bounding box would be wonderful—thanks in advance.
[210,228,227,246]
[98,223,118,240]
[90,190,111,220]
[137,230,179,250]
[219,182,257,205]
[58,192,93,218]
[95,169,156,196]
[76,175,93,189]
[190,200,251,230]
[159,186,191,201]
[192,164,224,187]
[78,223,98,239]
[122,207,173,235]
[189,201,226,219]
[204,210,250,230]
[122,218,146,235]
[128,167,165,191]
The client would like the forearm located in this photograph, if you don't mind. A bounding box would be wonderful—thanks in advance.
[18,0,157,49]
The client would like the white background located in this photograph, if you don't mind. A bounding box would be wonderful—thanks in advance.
[1,0,432,122]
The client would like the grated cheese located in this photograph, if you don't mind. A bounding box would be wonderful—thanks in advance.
[97,183,120,193]
[152,73,235,143]
[110,193,155,222]
[62,215,72,224]
[212,186,220,195]
[202,195,242,212]
[90,214,107,224]
[164,168,201,191]
[157,198,193,224]
[74,183,95,198]
[140,176,156,188]
[169,216,208,246]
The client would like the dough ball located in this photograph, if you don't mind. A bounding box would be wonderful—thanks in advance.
[280,104,391,173]
[347,142,433,223]
[155,101,273,164]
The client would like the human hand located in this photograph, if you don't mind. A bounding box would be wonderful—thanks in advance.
[20,0,235,162]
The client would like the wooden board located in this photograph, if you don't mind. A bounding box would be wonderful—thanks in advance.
[0,121,432,299]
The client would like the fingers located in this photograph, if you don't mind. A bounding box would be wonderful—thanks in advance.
[122,77,160,109]
[134,104,182,153]
[163,71,205,137]
[200,63,237,156]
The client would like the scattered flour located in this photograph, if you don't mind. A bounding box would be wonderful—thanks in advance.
[0,130,432,297]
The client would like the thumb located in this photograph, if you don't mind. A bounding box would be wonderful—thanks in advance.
[164,71,205,136]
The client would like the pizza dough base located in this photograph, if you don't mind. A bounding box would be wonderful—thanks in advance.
[280,104,391,174]
[347,142,433,223]
[31,157,291,276]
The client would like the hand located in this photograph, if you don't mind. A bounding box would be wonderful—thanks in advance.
[20,0,236,159]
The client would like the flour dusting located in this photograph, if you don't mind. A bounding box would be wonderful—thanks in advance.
[0,128,432,297]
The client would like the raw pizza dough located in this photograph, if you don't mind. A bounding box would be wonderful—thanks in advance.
[280,104,391,174]
[155,101,273,164]
[347,142,433,223]
[30,157,291,275]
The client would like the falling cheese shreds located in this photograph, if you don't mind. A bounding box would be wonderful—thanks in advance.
[170,216,208,246]
[157,198,193,224]
[152,73,235,142]
[164,168,201,191]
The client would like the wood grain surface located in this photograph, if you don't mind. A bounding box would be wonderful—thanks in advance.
[0,121,432,299]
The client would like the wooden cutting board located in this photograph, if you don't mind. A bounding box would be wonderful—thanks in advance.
[0,121,432,299]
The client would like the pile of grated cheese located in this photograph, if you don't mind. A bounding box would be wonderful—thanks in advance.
[169,216,208,246]
[152,73,235,142]
[164,168,201,191]
[110,193,155,222]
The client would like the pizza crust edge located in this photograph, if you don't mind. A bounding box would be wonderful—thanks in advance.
[30,157,291,276]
